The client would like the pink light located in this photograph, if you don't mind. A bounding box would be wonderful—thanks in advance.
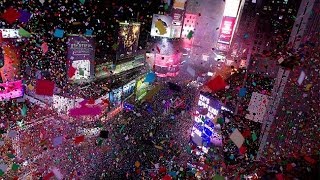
[221,21,233,34]
[0,80,24,100]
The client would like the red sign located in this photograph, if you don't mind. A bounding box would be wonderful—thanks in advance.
[218,16,236,45]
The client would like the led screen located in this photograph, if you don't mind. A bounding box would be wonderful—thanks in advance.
[0,80,24,101]
[151,14,173,38]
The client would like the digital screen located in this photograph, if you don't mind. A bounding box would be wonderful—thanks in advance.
[71,60,91,80]
[191,93,223,150]
[151,14,173,38]
[154,53,181,77]
[218,16,236,45]
[0,80,24,101]
[117,22,141,59]
[223,0,241,17]
[173,0,187,10]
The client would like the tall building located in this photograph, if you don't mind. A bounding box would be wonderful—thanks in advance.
[255,0,302,51]
[231,0,302,69]
[289,0,320,49]
[227,0,318,164]
[257,0,320,161]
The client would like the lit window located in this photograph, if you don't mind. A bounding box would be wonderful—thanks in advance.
[263,6,267,10]
[288,9,292,13]
[279,15,283,19]
[284,0,288,4]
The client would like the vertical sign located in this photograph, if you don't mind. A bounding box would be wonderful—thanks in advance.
[67,35,95,80]
[171,8,186,38]
[117,22,141,60]
[217,16,236,44]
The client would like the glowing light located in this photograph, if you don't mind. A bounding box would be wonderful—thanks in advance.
[223,0,241,17]
[162,38,168,43]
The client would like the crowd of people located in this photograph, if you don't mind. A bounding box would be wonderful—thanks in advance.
[0,0,319,179]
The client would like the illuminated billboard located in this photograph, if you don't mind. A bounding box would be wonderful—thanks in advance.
[191,93,223,152]
[113,54,145,74]
[0,41,20,82]
[223,0,241,17]
[67,35,95,81]
[117,22,141,59]
[170,8,186,38]
[151,14,173,38]
[218,16,236,45]
[70,60,91,80]
[0,80,24,101]
[95,62,114,79]
[154,53,181,77]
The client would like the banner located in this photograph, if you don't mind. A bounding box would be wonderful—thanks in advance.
[218,16,236,45]
[151,14,173,38]
[117,22,141,59]
[67,35,95,80]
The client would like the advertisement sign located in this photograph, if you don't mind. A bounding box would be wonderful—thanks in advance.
[191,93,223,151]
[117,22,141,59]
[67,35,95,80]
[170,8,185,38]
[151,14,173,38]
[122,80,136,98]
[218,16,236,45]
[0,80,24,100]
[223,0,241,17]
[67,35,95,61]
[154,53,181,77]
[0,41,20,83]
[135,78,149,101]
[71,60,91,80]
[110,87,122,106]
